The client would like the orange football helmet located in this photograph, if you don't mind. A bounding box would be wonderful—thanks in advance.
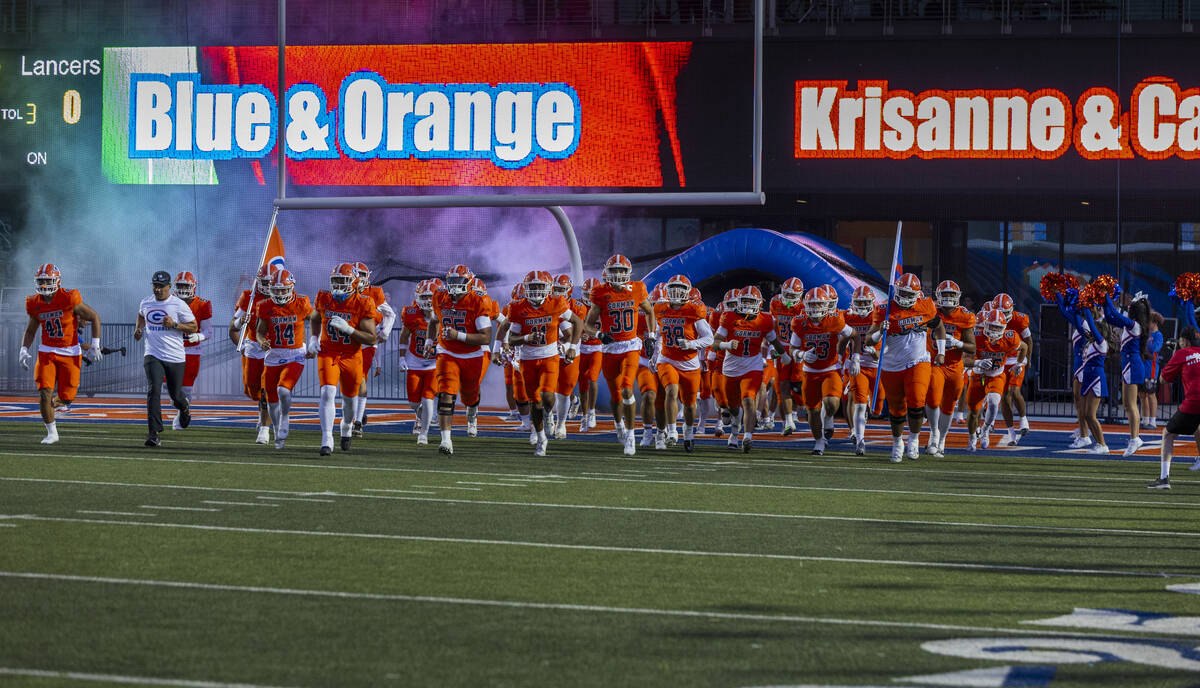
[994,293,1014,319]
[470,277,487,296]
[781,277,805,306]
[602,254,632,288]
[665,274,691,305]
[415,280,436,312]
[445,264,474,297]
[934,280,961,308]
[552,274,573,299]
[736,286,763,316]
[851,285,876,316]
[581,277,600,306]
[330,263,358,298]
[982,309,1007,340]
[688,287,703,306]
[269,269,296,305]
[894,273,922,308]
[523,270,553,305]
[255,264,275,295]
[34,263,61,296]
[722,288,739,312]
[353,261,371,291]
[172,271,196,300]
[804,285,837,320]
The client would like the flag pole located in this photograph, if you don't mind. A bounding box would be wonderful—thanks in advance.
[236,207,281,351]
[870,220,903,412]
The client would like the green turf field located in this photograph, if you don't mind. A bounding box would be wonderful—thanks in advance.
[0,421,1198,688]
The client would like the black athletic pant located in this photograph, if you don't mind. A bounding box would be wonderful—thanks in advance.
[144,355,187,434]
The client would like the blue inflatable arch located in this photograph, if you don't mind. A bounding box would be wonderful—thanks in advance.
[642,228,887,308]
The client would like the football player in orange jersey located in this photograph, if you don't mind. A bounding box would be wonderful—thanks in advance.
[427,264,494,455]
[584,254,657,456]
[655,275,713,452]
[636,285,666,449]
[576,278,604,432]
[790,285,856,455]
[966,310,1028,451]
[230,264,276,444]
[689,286,716,435]
[20,264,103,444]
[352,261,396,438]
[254,269,312,449]
[924,280,977,457]
[707,289,739,438]
[506,271,583,456]
[843,285,882,455]
[308,263,379,456]
[991,292,1034,446]
[170,271,213,431]
[769,277,805,436]
[397,279,440,445]
[494,283,530,430]
[866,273,947,463]
[551,274,587,439]
[712,286,786,453]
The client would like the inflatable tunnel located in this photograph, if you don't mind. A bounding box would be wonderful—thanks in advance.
[641,228,887,307]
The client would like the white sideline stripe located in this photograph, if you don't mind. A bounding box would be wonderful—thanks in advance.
[410,485,482,491]
[4,477,1199,537]
[0,570,1183,642]
[140,505,220,513]
[254,496,334,503]
[77,510,153,517]
[456,481,525,487]
[0,523,14,527]
[362,489,437,495]
[0,666,296,688]
[1,450,1190,497]
[201,501,279,508]
[8,515,1197,578]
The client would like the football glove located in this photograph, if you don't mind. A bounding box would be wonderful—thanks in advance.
[18,347,32,370]
[185,333,206,344]
[84,347,101,363]
[802,349,819,364]
[329,316,354,335]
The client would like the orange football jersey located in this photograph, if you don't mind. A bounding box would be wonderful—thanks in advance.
[975,330,1020,375]
[590,281,649,343]
[401,305,432,356]
[718,310,775,358]
[769,295,805,346]
[235,289,264,345]
[570,299,599,346]
[655,301,707,362]
[930,305,976,367]
[874,297,938,335]
[26,288,82,349]
[314,291,377,356]
[790,310,848,370]
[507,296,571,349]
[432,291,491,356]
[256,295,312,349]
[182,297,213,349]
[708,307,726,365]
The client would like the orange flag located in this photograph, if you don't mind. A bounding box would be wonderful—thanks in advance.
[261,221,286,273]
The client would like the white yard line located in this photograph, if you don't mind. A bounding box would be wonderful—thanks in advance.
[0,570,1187,642]
[140,506,220,513]
[4,476,1199,536]
[410,485,482,491]
[254,496,334,504]
[8,515,1198,578]
[201,501,280,508]
[0,666,297,688]
[76,510,153,517]
[362,489,437,495]
[455,482,526,487]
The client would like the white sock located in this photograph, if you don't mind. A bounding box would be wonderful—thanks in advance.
[278,388,293,437]
[1020,415,1029,427]
[340,396,355,437]
[355,395,367,423]
[853,404,867,442]
[684,424,694,440]
[467,405,478,423]
[319,385,336,446]
[937,409,952,444]
[45,421,57,436]
[925,406,939,435]
[421,398,436,433]
[441,429,451,443]
[519,412,530,426]
[267,401,282,433]
[554,394,570,424]
[538,429,547,442]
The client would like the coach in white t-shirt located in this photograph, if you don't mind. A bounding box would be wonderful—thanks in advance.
[135,270,198,447]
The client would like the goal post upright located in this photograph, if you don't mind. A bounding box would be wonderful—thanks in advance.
[270,0,766,283]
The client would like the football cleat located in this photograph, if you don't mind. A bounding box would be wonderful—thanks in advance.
[812,438,826,456]
[505,409,520,422]
[683,438,695,453]
[655,434,667,450]
[854,439,866,456]
[824,426,834,441]
[274,438,286,450]
[640,430,655,447]
[143,434,159,447]
[534,438,547,457]
[530,429,539,446]
[742,437,753,453]
[319,445,332,456]
[256,425,271,444]
[967,436,978,452]
[353,420,363,437]
[172,415,183,431]
[553,422,567,440]
[666,431,678,447]
[179,404,191,429]
[906,438,920,460]
[623,433,636,456]
[713,425,725,439]
[416,432,428,446]
[782,420,794,436]
[889,438,903,463]
[340,436,352,452]
[1147,477,1171,489]
[467,419,478,438]
[439,439,454,455]
[727,435,739,450]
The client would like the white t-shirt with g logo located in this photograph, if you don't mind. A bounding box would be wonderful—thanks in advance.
[139,294,196,364]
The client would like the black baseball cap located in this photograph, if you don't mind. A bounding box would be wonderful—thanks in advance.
[152,270,172,285]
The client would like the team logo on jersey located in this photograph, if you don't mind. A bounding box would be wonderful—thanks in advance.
[145,309,168,325]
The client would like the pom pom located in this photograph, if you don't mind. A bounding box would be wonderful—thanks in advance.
[1077,274,1117,309]
[1174,273,1200,304]
[1039,272,1081,303]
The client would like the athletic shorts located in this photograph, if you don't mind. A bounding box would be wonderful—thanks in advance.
[556,355,580,397]
[436,354,485,407]
[803,370,842,410]
[636,364,659,396]
[927,364,966,415]
[1006,362,1027,389]
[407,368,436,403]
[602,350,640,401]
[35,351,81,403]
[578,351,603,384]
[1166,410,1200,436]
[263,361,305,403]
[521,356,560,400]
[966,373,1007,412]
[724,370,764,403]
[183,353,201,387]
[361,345,377,373]
[657,363,701,405]
[881,362,932,417]
[509,362,530,404]
[711,370,728,408]
[241,355,265,401]
[317,350,364,397]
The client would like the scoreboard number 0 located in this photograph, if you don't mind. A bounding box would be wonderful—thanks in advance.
[63,90,81,124]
